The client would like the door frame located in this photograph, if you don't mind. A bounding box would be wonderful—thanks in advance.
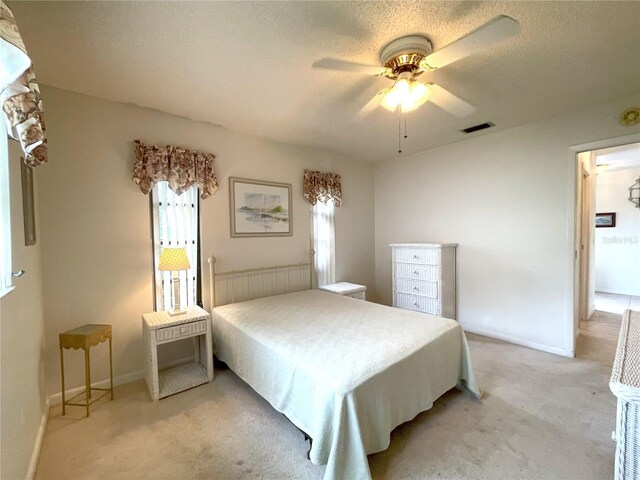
[578,160,591,328]
[565,132,640,356]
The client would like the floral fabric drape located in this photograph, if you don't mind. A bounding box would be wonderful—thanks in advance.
[133,140,218,199]
[0,0,47,166]
[304,169,342,207]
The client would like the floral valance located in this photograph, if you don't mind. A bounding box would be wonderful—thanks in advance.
[0,0,47,166]
[133,140,218,199]
[303,169,342,207]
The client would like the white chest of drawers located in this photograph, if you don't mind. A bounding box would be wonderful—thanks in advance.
[391,243,457,319]
[610,309,640,480]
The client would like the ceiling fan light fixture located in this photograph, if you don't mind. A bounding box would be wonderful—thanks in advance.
[409,81,430,108]
[381,74,431,113]
[380,88,400,112]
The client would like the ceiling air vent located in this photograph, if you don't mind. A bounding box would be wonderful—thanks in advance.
[460,122,495,134]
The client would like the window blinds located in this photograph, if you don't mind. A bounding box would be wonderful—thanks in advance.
[312,202,336,287]
[151,182,199,311]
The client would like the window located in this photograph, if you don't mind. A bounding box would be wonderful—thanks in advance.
[150,182,201,311]
[312,202,335,287]
[0,132,13,297]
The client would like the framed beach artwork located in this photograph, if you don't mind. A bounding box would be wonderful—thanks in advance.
[229,177,292,237]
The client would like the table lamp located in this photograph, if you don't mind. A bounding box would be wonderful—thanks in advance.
[158,247,191,316]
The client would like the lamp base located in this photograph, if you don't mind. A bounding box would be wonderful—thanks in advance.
[168,308,187,316]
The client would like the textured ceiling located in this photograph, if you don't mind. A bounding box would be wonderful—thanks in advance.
[11,1,640,161]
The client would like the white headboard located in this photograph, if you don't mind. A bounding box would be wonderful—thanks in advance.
[208,251,315,308]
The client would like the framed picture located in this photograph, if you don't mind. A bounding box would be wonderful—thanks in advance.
[20,159,36,246]
[595,212,616,228]
[229,177,292,237]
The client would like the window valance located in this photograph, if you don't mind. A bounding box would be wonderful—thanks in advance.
[133,140,218,199]
[303,169,342,207]
[0,1,47,167]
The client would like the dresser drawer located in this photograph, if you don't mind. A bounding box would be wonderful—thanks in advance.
[394,263,439,281]
[347,291,366,300]
[156,320,207,344]
[394,293,439,315]
[395,279,438,298]
[394,248,440,265]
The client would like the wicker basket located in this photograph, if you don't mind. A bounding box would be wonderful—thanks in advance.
[610,309,640,480]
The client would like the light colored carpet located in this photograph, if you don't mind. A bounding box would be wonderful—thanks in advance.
[35,333,616,480]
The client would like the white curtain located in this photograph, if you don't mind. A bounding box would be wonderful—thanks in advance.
[0,131,11,293]
[151,182,199,311]
[312,202,335,287]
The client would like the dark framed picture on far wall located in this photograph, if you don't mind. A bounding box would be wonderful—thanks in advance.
[595,212,616,228]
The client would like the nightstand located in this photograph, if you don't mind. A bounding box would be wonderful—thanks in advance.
[319,282,366,300]
[142,306,213,401]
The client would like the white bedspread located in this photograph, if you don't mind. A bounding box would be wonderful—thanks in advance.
[212,290,480,480]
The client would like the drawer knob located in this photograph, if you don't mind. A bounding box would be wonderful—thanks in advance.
[413,302,419,306]
[413,270,419,275]
[413,255,419,259]
[413,286,419,291]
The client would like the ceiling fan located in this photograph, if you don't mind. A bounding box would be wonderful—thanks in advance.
[312,15,519,118]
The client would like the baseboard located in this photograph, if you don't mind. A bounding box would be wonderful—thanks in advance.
[596,288,640,296]
[462,323,573,358]
[48,355,194,405]
[588,304,596,319]
[48,369,142,406]
[26,397,50,479]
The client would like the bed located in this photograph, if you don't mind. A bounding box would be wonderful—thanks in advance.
[209,256,480,480]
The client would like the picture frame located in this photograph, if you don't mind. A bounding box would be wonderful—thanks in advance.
[595,212,616,228]
[20,159,36,246]
[229,177,292,237]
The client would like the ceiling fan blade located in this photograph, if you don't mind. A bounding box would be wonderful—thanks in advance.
[312,58,390,76]
[428,84,476,117]
[356,89,387,118]
[421,15,519,70]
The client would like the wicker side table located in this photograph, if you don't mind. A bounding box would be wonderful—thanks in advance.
[319,282,367,300]
[142,306,213,401]
[59,324,114,417]
[610,309,640,480]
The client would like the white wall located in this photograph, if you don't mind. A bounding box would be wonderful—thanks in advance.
[0,140,47,479]
[374,94,640,356]
[37,87,375,400]
[594,168,640,295]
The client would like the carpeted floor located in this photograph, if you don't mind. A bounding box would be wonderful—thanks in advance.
[35,333,617,480]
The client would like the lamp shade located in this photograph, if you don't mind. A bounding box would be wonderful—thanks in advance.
[158,247,191,271]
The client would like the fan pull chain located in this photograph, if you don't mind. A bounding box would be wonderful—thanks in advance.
[397,113,410,154]
[397,113,402,153]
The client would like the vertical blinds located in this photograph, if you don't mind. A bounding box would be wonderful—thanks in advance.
[151,181,199,311]
[312,202,336,287]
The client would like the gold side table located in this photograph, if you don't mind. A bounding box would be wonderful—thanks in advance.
[59,324,114,417]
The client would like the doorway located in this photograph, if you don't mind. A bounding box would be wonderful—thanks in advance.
[575,142,640,364]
